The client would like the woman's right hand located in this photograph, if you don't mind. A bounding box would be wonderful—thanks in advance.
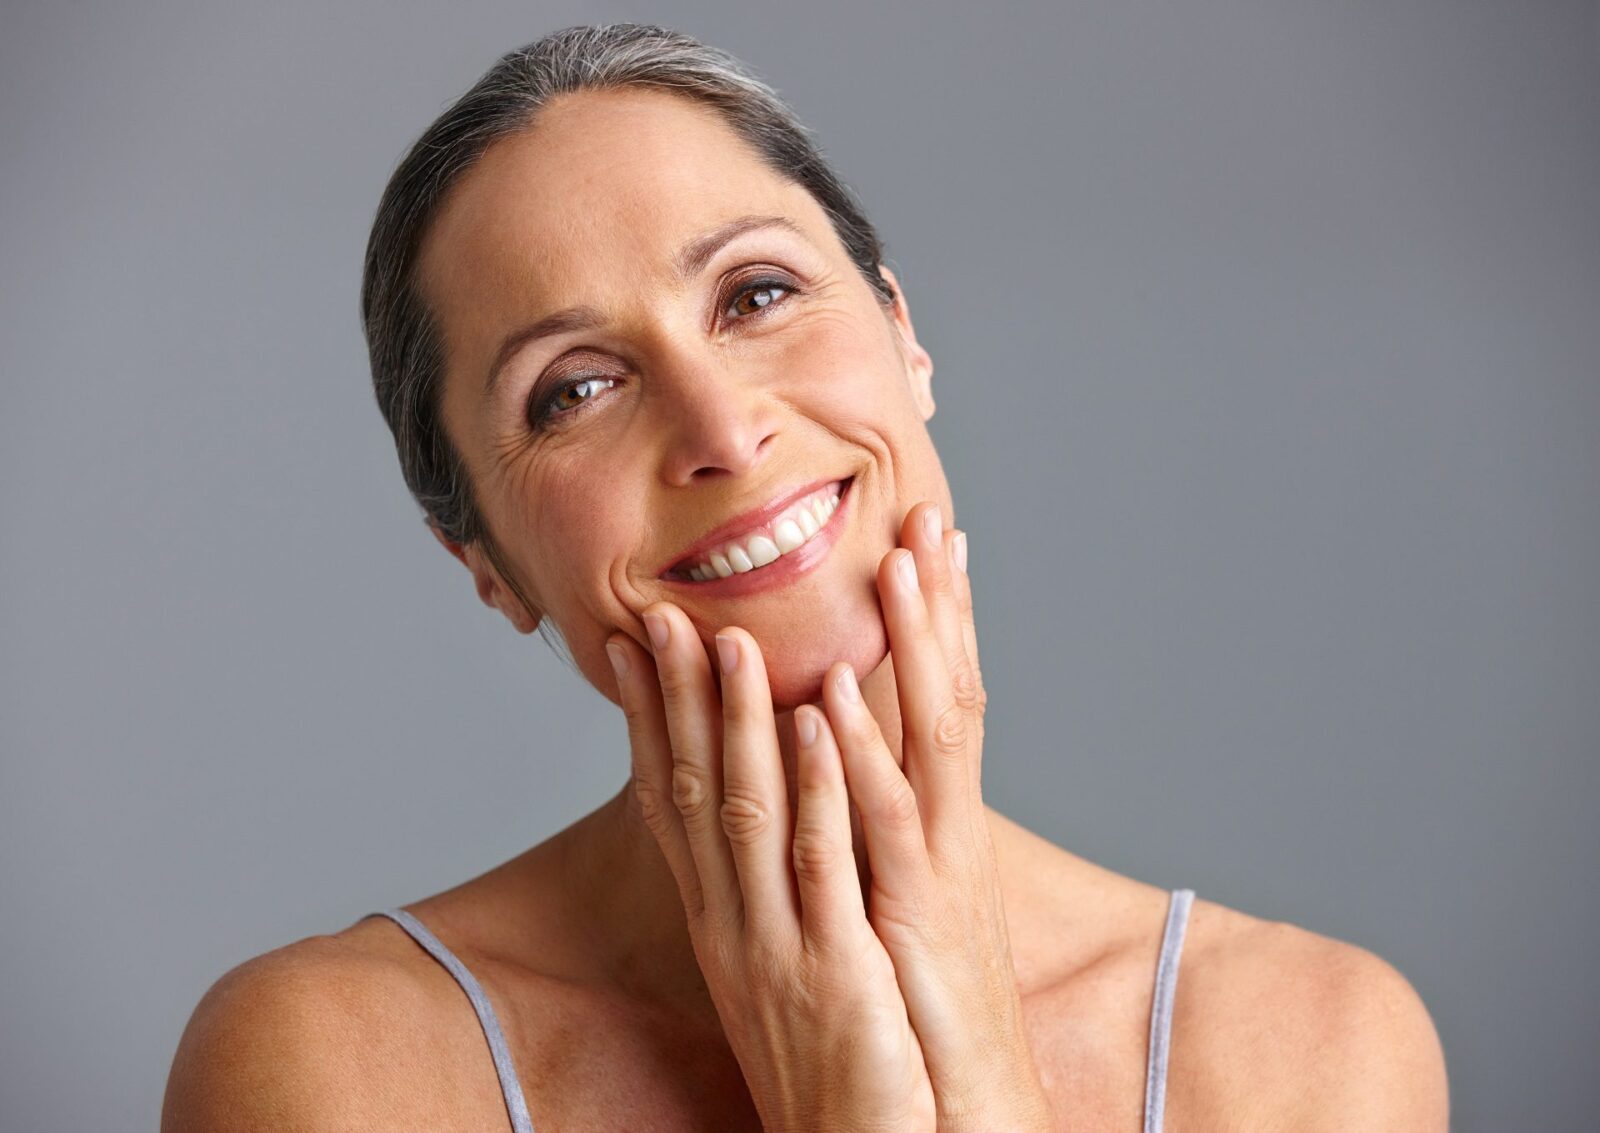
[606,603,936,1133]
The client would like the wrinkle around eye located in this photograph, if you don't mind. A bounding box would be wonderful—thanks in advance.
[484,424,538,478]
[492,263,838,435]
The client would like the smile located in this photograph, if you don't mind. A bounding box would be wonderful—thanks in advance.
[660,476,854,590]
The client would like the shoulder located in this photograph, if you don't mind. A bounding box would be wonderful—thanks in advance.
[1171,898,1450,1131]
[159,916,490,1132]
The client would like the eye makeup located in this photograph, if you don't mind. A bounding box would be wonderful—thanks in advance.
[520,266,805,432]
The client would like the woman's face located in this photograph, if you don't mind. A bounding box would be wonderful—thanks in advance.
[419,86,949,707]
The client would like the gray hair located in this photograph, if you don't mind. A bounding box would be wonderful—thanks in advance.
[360,22,895,647]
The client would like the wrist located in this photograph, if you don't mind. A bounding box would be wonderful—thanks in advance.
[935,1059,1054,1133]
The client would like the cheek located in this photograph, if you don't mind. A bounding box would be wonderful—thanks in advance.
[779,307,911,421]
[781,309,936,479]
[516,462,643,608]
[788,317,952,553]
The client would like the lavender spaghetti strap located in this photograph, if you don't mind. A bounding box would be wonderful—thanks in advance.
[1143,888,1195,1133]
[366,887,1192,1133]
[370,909,535,1133]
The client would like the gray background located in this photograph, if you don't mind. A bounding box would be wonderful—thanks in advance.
[2,1,1596,1128]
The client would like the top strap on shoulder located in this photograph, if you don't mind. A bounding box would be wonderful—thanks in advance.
[366,909,537,1133]
[1143,888,1195,1133]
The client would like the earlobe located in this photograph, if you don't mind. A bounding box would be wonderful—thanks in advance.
[428,521,543,635]
[877,264,936,421]
[504,605,543,636]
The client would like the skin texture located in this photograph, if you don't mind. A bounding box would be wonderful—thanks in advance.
[160,86,1451,1132]
[422,84,1043,1128]
[421,82,958,1011]
[421,87,946,714]
[606,501,1052,1131]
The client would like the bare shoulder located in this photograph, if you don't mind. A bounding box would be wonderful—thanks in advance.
[1170,897,1450,1131]
[982,813,1449,1128]
[160,916,506,1132]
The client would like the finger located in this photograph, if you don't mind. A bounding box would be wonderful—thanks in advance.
[607,633,704,920]
[944,528,987,780]
[789,703,870,954]
[906,503,972,699]
[822,662,936,914]
[714,627,801,942]
[909,507,987,803]
[643,602,743,930]
[878,530,975,850]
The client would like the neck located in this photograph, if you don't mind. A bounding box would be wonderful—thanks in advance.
[552,651,911,1019]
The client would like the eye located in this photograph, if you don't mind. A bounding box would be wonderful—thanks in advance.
[527,374,618,431]
[723,277,796,320]
[524,276,798,432]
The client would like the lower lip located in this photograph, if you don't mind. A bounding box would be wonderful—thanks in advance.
[662,479,853,598]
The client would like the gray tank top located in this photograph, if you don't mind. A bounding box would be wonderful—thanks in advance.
[368,886,1195,1133]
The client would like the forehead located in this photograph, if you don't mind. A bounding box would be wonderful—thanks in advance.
[416,87,826,342]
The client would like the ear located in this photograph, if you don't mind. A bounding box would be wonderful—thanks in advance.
[428,522,543,635]
[877,264,935,421]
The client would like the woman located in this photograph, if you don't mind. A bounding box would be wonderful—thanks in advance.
[162,23,1448,1131]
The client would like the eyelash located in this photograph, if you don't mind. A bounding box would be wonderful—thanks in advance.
[526,276,799,431]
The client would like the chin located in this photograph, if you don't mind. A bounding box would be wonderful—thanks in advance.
[757,614,889,711]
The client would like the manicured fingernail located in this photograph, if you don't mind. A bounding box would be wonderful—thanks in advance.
[606,641,629,681]
[715,633,740,675]
[953,531,968,573]
[923,505,941,546]
[643,611,669,652]
[897,549,918,589]
[836,664,861,703]
[796,706,820,746]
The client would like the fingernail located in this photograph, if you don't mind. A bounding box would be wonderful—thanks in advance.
[954,531,968,573]
[897,549,918,589]
[643,611,669,652]
[606,641,629,682]
[715,633,739,675]
[923,505,942,546]
[836,664,861,703]
[796,706,819,746]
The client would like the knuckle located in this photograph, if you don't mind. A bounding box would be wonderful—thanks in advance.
[950,663,981,713]
[656,666,696,703]
[838,704,881,749]
[677,879,708,925]
[619,700,653,734]
[703,898,746,945]
[670,761,716,822]
[743,934,795,991]
[879,777,922,827]
[931,704,969,759]
[791,828,844,881]
[633,778,677,838]
[719,788,773,846]
[870,885,934,938]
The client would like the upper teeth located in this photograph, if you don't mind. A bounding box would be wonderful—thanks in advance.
[681,482,844,581]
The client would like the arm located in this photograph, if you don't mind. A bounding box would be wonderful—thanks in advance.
[1291,943,1450,1132]
[160,946,415,1133]
[1191,923,1450,1132]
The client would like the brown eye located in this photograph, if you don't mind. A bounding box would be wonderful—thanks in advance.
[528,375,618,431]
[724,278,794,320]
[550,377,611,412]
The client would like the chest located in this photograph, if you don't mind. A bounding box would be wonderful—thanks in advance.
[430,967,1164,1133]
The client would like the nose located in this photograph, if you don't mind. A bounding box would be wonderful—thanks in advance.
[653,352,781,486]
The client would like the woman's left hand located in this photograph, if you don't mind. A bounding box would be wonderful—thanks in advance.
[810,501,1055,1133]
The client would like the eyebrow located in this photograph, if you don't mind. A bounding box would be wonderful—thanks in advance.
[482,213,810,397]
